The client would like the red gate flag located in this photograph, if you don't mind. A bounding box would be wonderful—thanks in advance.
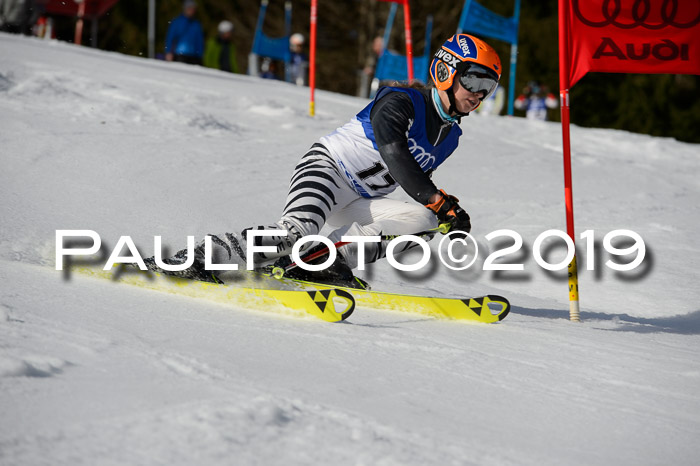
[563,0,700,86]
[558,0,699,321]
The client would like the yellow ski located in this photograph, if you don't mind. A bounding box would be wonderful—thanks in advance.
[72,267,355,323]
[255,272,510,323]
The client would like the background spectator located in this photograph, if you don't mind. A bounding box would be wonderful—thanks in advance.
[0,0,42,35]
[515,81,558,121]
[164,0,204,65]
[260,57,279,80]
[288,32,307,86]
[204,20,238,73]
[359,35,384,98]
[33,15,54,39]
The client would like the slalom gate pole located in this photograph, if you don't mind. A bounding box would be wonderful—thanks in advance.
[507,0,522,116]
[273,224,451,277]
[402,1,414,82]
[558,0,580,322]
[74,0,86,45]
[309,0,317,116]
[148,0,156,58]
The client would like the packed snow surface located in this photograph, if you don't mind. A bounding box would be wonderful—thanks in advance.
[1,33,699,465]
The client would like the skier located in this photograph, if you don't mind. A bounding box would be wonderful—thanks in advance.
[148,34,501,288]
[514,81,558,121]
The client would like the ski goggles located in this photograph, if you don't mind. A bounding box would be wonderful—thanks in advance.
[458,64,499,100]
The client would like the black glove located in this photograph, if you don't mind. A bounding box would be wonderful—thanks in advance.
[425,190,472,236]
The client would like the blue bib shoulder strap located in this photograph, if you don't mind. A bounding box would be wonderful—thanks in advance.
[353,86,462,175]
[357,86,426,149]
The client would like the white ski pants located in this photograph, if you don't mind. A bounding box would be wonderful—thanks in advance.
[247,143,438,268]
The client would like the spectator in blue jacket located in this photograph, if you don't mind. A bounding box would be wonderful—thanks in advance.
[514,81,558,121]
[165,0,204,65]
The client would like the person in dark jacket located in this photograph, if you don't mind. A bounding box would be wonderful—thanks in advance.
[165,0,204,65]
[203,20,238,73]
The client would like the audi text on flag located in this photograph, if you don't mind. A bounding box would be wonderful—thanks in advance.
[563,0,700,86]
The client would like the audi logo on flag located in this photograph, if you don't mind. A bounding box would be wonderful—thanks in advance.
[573,0,700,29]
[564,0,700,87]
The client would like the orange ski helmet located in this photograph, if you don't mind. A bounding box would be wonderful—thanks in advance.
[430,34,501,115]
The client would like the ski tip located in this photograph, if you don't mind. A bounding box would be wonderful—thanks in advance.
[334,288,356,322]
[486,295,511,321]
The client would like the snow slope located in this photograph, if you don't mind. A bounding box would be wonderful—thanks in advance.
[1,33,699,465]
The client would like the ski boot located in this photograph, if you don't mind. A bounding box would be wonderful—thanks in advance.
[270,245,370,290]
[143,243,223,284]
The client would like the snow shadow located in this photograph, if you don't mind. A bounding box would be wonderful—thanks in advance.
[514,306,700,335]
[188,114,241,133]
[0,72,13,92]
[0,356,71,378]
